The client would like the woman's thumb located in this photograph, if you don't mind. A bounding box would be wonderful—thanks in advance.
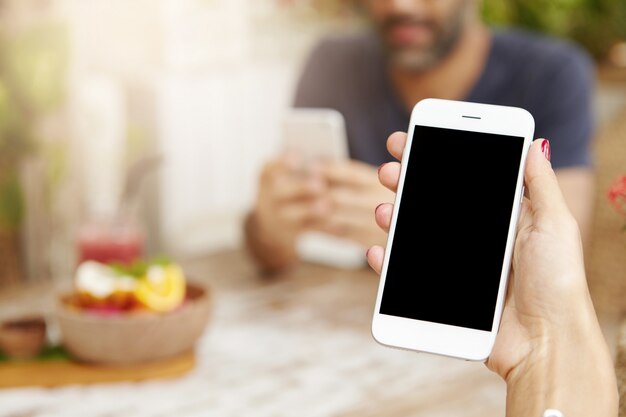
[524,139,569,217]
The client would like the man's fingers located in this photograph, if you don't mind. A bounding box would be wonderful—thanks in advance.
[259,158,285,184]
[278,200,329,225]
[378,161,401,192]
[271,174,325,202]
[328,186,375,212]
[260,156,325,202]
[260,153,304,181]
[322,160,377,187]
[387,132,407,161]
[525,139,570,219]
[367,245,385,274]
[314,207,373,237]
[327,184,393,212]
[375,203,393,232]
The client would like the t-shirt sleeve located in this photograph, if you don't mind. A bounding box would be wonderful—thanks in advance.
[531,48,595,169]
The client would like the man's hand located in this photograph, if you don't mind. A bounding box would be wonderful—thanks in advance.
[312,160,395,248]
[246,155,394,271]
[245,154,330,272]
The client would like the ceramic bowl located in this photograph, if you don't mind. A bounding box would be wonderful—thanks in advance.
[0,316,47,359]
[56,283,211,365]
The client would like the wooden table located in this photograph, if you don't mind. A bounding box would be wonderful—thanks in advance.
[0,250,509,416]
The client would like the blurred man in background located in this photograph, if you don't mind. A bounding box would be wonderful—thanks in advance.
[245,0,594,272]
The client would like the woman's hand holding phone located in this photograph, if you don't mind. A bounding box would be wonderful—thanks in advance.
[368,132,617,417]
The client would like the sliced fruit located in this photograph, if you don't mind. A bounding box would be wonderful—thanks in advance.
[133,264,186,313]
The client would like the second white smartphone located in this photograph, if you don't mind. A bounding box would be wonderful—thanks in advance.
[282,108,365,269]
[282,108,349,166]
[372,98,534,361]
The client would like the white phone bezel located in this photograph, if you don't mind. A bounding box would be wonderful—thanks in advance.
[371,98,534,361]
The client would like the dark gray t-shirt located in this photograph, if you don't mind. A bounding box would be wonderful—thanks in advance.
[294,29,594,169]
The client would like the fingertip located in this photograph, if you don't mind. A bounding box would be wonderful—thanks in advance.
[527,139,555,178]
[524,138,567,216]
[528,138,551,163]
[378,161,401,192]
[375,202,393,232]
[387,131,407,161]
[540,138,551,162]
[366,245,385,274]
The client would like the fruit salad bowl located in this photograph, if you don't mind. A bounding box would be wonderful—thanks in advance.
[56,282,211,365]
[55,259,212,365]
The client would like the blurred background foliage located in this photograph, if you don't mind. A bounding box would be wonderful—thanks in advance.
[334,0,625,60]
[481,0,626,59]
[0,23,67,231]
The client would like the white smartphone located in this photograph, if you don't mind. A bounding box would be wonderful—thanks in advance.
[372,98,534,361]
[282,108,349,166]
[281,108,365,269]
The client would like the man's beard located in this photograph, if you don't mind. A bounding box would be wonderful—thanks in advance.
[379,4,468,72]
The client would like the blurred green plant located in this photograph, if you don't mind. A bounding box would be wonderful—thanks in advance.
[0,172,23,230]
[0,344,71,363]
[481,0,626,59]
[0,23,67,232]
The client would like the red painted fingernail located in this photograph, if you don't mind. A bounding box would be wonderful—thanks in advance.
[541,139,551,161]
[375,203,384,214]
[377,163,385,175]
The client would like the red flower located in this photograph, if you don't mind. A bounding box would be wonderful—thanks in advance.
[607,175,626,216]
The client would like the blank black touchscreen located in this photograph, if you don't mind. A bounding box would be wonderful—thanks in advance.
[379,125,524,331]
